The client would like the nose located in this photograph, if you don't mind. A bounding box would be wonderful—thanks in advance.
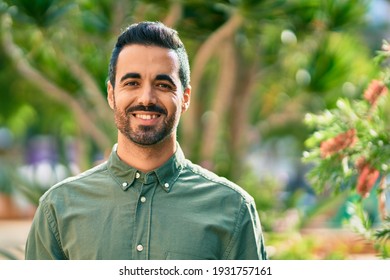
[137,84,156,106]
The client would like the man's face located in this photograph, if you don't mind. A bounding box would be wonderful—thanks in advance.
[107,44,190,146]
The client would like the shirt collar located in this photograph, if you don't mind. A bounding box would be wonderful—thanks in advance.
[107,143,185,193]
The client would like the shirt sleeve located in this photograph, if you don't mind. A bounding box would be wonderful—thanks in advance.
[223,198,267,260]
[25,201,67,260]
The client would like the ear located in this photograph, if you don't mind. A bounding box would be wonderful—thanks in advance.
[181,86,191,113]
[107,81,115,110]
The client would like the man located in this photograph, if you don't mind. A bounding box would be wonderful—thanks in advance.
[25,21,267,260]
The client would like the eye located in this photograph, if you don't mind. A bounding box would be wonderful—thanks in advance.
[124,81,139,87]
[156,83,173,91]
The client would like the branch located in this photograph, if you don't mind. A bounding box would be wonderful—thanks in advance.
[199,37,237,168]
[181,12,243,156]
[258,96,306,132]
[133,3,148,23]
[229,60,259,177]
[162,1,182,28]
[1,14,111,151]
[111,0,130,34]
[56,50,113,125]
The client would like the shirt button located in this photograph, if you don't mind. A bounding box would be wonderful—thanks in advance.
[122,182,128,187]
[164,183,169,188]
[140,196,146,203]
[136,244,144,252]
[135,172,140,179]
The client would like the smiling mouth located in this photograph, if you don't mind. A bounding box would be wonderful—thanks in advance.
[133,113,161,120]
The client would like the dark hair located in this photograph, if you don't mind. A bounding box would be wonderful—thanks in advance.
[108,21,190,89]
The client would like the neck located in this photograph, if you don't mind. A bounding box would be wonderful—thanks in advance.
[116,133,177,173]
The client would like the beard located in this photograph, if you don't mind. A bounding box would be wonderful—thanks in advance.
[113,104,177,146]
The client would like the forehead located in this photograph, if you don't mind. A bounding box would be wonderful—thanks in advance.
[116,44,180,79]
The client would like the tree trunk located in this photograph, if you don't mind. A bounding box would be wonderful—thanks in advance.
[229,61,259,179]
[199,37,237,169]
[163,1,182,28]
[181,13,243,157]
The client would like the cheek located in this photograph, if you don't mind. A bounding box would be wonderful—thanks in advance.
[166,97,182,115]
[114,91,136,109]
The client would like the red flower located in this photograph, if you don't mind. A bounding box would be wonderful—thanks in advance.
[363,80,388,106]
[320,129,357,158]
[355,157,380,198]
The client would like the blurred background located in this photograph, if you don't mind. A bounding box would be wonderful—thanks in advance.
[0,0,390,259]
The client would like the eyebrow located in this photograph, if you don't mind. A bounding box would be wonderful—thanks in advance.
[120,72,141,83]
[119,72,177,88]
[155,74,176,88]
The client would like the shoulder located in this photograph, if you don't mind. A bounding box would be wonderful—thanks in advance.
[39,161,108,203]
[182,159,254,204]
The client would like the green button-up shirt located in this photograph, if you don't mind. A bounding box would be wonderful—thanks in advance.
[25,144,267,260]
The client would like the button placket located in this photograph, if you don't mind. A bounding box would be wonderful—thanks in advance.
[133,180,157,260]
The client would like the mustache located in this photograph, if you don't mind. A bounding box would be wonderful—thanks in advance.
[126,105,167,115]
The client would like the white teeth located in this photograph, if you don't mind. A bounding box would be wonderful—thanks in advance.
[135,114,159,120]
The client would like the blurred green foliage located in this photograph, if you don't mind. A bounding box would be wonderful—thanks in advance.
[1,0,389,259]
